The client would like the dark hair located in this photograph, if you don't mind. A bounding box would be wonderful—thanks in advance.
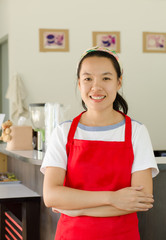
[77,51,128,115]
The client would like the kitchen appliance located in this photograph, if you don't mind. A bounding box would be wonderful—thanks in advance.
[29,103,45,151]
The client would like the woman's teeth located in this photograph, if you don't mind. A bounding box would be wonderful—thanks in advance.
[90,96,105,100]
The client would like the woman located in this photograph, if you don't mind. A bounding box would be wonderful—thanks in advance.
[41,46,159,239]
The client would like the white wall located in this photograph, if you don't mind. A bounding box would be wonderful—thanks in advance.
[0,0,9,40]
[1,0,166,149]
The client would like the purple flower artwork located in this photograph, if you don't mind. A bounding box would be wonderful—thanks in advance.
[146,34,165,50]
[100,35,116,48]
[143,32,166,53]
[39,29,69,52]
[45,33,64,47]
[93,32,120,53]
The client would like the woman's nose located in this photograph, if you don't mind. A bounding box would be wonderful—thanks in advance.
[91,80,102,91]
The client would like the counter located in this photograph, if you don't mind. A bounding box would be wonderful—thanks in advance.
[0,183,41,239]
[0,142,166,240]
[0,143,44,165]
[0,142,58,240]
[155,156,166,164]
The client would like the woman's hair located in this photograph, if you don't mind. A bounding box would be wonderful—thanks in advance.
[77,50,128,115]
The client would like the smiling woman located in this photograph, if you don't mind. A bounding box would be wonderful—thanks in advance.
[41,46,159,240]
[77,56,123,126]
[79,56,121,118]
[77,47,128,115]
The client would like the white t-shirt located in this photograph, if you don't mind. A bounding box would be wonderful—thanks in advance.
[41,118,159,178]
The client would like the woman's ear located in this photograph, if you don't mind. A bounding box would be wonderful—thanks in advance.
[118,76,122,90]
[78,78,81,91]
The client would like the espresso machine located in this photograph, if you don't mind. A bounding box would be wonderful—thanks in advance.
[29,103,45,151]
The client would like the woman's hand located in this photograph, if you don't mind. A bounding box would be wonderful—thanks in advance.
[111,186,154,212]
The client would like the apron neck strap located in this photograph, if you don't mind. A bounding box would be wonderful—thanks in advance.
[124,115,132,144]
[66,111,84,156]
[67,111,85,144]
[118,111,132,144]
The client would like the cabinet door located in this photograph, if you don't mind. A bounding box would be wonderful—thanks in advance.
[0,153,7,172]
[138,170,166,240]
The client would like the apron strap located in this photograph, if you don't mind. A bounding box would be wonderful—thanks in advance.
[115,111,132,145]
[66,112,85,156]
[124,115,132,145]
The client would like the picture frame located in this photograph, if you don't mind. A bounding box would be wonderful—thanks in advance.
[92,31,120,53]
[143,32,166,53]
[39,29,69,52]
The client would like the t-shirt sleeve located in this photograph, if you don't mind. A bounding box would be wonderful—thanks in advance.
[132,124,159,178]
[40,124,68,174]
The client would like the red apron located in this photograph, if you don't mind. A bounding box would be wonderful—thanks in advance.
[55,112,140,240]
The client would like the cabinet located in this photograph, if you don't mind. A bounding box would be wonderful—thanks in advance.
[0,184,41,240]
[0,152,7,172]
[138,165,166,240]
[0,144,58,240]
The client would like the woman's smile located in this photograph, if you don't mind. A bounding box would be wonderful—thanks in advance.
[90,95,106,102]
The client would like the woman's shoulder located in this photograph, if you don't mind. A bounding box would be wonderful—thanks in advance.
[56,120,73,135]
[131,118,143,131]
[59,120,72,128]
[130,118,151,142]
[131,117,148,131]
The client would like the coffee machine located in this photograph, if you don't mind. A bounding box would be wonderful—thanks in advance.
[29,103,45,151]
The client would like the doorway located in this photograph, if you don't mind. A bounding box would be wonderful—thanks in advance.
[0,35,9,121]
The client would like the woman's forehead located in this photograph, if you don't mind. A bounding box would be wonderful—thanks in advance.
[80,57,117,75]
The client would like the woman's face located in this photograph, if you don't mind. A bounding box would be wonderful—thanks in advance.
[78,56,122,113]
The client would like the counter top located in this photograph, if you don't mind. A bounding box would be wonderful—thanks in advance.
[0,143,44,166]
[0,183,40,200]
[155,156,166,170]
[155,157,166,164]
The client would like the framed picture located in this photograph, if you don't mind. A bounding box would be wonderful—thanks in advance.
[143,32,166,53]
[39,29,69,52]
[92,31,120,53]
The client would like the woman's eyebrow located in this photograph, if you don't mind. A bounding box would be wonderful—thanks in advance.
[82,72,113,75]
[102,72,113,76]
[81,72,113,76]
[82,72,91,76]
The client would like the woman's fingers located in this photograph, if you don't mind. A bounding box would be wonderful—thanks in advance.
[139,196,154,203]
[133,202,153,212]
[112,187,154,211]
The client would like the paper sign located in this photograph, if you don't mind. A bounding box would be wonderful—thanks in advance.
[0,114,5,129]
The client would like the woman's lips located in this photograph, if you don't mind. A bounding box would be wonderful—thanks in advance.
[90,95,106,102]
[90,95,105,99]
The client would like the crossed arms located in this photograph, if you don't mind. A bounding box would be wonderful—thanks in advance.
[43,167,153,217]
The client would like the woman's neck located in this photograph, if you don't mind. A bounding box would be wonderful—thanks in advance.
[80,109,124,127]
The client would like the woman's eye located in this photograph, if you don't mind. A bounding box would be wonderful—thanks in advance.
[84,78,92,81]
[103,77,111,81]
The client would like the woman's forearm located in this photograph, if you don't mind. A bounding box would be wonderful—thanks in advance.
[44,185,111,210]
[83,206,134,217]
[53,205,142,217]
[44,184,153,211]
